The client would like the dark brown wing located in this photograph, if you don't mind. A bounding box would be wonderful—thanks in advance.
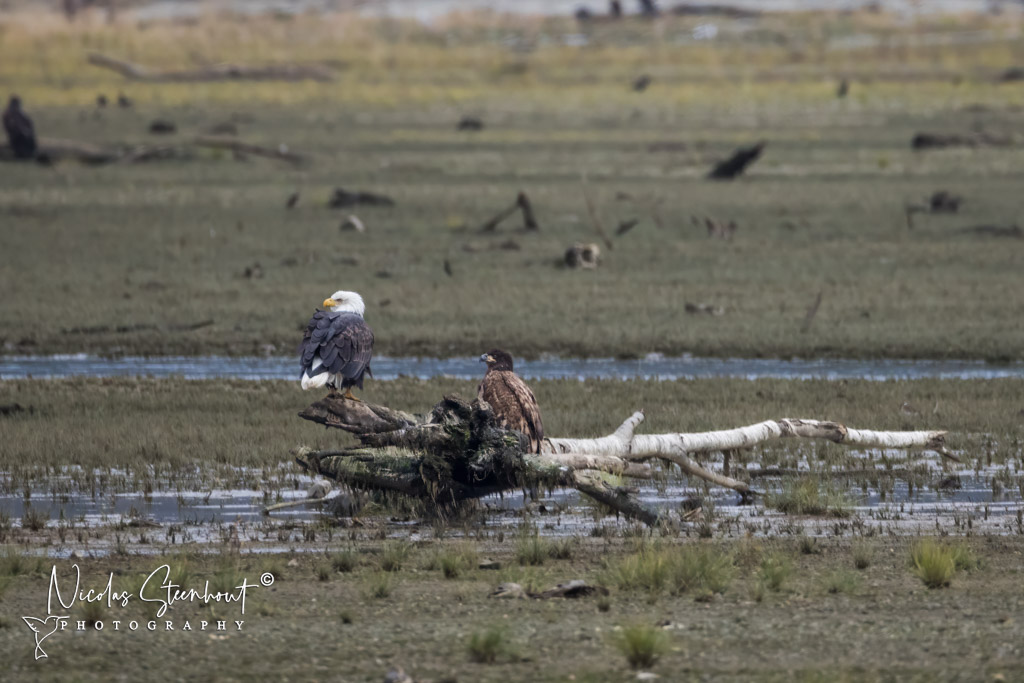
[3,106,36,159]
[299,311,374,387]
[478,370,544,453]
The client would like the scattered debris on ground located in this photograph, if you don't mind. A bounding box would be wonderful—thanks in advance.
[684,302,725,316]
[329,187,395,208]
[564,242,601,269]
[456,116,484,131]
[911,131,1017,150]
[340,214,366,232]
[479,191,539,232]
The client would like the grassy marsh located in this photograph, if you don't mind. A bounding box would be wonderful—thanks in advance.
[0,536,1021,681]
[1,14,1024,359]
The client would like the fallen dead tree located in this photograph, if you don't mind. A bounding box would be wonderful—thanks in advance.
[87,52,335,82]
[1,137,305,166]
[278,393,951,527]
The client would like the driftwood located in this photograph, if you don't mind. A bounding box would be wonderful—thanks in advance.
[479,192,539,232]
[280,393,951,527]
[87,52,335,83]
[193,136,306,164]
[329,187,395,208]
[912,131,1018,150]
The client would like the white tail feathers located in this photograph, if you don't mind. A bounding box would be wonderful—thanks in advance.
[301,371,330,390]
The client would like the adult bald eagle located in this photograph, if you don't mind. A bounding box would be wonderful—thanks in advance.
[3,95,37,160]
[298,290,374,400]
[478,349,545,453]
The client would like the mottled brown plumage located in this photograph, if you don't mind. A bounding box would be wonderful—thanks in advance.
[478,349,544,453]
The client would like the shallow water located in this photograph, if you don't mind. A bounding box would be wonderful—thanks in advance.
[3,354,1023,382]
[4,455,1021,557]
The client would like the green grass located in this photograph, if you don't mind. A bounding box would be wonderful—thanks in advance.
[379,542,411,572]
[2,14,1024,362]
[851,541,873,570]
[823,570,859,595]
[516,532,548,567]
[2,376,1019,499]
[432,544,478,579]
[910,539,957,589]
[607,543,733,599]
[466,625,514,665]
[330,550,358,573]
[767,478,853,518]
[367,571,394,599]
[758,552,794,593]
[613,623,668,669]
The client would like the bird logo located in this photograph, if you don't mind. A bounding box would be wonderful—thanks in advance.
[22,615,68,660]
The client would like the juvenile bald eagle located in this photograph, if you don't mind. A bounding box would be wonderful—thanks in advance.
[478,349,544,453]
[3,96,37,160]
[298,290,374,400]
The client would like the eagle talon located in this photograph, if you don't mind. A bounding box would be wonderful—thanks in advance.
[342,389,362,402]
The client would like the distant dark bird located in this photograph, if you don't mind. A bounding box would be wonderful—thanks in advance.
[836,78,850,98]
[443,259,453,277]
[286,191,300,209]
[632,75,652,92]
[708,141,765,180]
[929,190,962,213]
[96,94,108,108]
[117,93,132,108]
[3,95,37,160]
[149,119,176,135]
[610,0,623,17]
[298,290,374,400]
[457,116,484,131]
[478,349,545,453]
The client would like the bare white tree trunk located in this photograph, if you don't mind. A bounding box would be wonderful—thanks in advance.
[543,412,949,495]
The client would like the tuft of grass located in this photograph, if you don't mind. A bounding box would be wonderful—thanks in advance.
[767,478,852,518]
[76,599,106,627]
[0,549,42,577]
[436,545,478,579]
[607,545,732,599]
[209,561,246,596]
[672,545,734,598]
[606,548,672,595]
[758,552,793,592]
[852,541,873,570]
[910,539,957,589]
[367,572,394,599]
[613,624,668,669]
[547,538,577,560]
[339,609,354,624]
[516,533,548,567]
[379,542,410,572]
[316,563,331,582]
[467,625,513,664]
[261,557,287,581]
[951,543,980,572]
[21,505,48,532]
[799,535,821,555]
[823,570,859,595]
[331,550,358,573]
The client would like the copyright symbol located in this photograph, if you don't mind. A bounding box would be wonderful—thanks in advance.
[260,572,275,587]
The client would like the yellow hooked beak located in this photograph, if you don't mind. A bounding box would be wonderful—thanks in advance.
[322,298,337,308]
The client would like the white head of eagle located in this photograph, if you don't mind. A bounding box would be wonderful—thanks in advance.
[322,290,365,317]
[298,290,374,398]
